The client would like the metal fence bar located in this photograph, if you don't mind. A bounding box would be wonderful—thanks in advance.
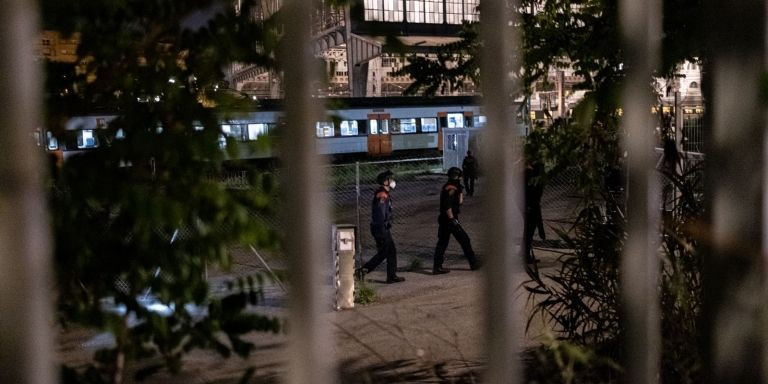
[479,0,524,382]
[0,2,55,384]
[704,1,766,382]
[619,0,662,383]
[279,0,335,382]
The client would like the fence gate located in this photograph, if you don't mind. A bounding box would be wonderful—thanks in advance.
[443,128,469,170]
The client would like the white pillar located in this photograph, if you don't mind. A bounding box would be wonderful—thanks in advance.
[479,0,524,382]
[618,0,662,383]
[279,0,335,382]
[0,2,55,384]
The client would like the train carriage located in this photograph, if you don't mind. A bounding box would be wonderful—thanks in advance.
[39,96,527,164]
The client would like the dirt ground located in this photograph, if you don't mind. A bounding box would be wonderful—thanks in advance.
[57,177,570,383]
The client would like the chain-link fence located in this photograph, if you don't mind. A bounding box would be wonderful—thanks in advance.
[219,150,704,280]
[328,157,446,269]
[682,111,704,153]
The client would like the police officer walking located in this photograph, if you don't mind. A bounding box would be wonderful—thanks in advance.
[356,170,405,284]
[462,150,478,196]
[432,167,481,274]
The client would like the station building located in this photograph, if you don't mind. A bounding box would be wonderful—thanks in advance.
[228,0,479,99]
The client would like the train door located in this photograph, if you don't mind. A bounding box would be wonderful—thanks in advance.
[441,112,471,170]
[367,113,392,156]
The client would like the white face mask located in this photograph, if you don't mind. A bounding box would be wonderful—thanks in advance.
[388,180,396,189]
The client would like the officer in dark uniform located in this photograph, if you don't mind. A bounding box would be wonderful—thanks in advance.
[432,167,480,274]
[356,170,405,284]
[462,150,478,196]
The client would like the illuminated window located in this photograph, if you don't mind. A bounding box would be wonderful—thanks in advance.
[222,124,244,140]
[379,119,389,134]
[316,122,335,137]
[473,115,487,127]
[392,118,417,133]
[445,0,463,24]
[370,119,389,134]
[340,120,359,136]
[445,0,478,23]
[247,123,269,140]
[464,0,479,21]
[364,0,404,21]
[406,0,444,23]
[76,130,99,149]
[46,131,59,150]
[447,113,464,128]
[421,118,438,132]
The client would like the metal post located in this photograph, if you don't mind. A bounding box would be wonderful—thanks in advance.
[618,0,662,383]
[355,161,363,266]
[279,0,335,382]
[557,70,565,119]
[479,0,523,382]
[703,1,766,383]
[674,91,683,152]
[0,2,55,384]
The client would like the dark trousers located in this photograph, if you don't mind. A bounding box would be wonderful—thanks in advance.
[363,229,397,279]
[433,218,477,269]
[463,175,476,196]
[524,205,545,261]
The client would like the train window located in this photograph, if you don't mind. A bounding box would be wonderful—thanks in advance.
[421,118,438,132]
[76,130,99,149]
[473,115,487,128]
[391,118,417,133]
[223,124,246,140]
[369,119,389,134]
[316,122,335,137]
[340,120,358,136]
[447,113,464,128]
[247,123,269,140]
[379,119,389,134]
[46,131,59,151]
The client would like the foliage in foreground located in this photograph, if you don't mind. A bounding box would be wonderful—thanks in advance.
[42,1,287,382]
[523,114,705,382]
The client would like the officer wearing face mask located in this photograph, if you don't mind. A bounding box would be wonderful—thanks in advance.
[356,170,405,284]
[432,167,481,274]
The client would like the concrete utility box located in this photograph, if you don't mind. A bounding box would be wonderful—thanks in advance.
[333,224,356,310]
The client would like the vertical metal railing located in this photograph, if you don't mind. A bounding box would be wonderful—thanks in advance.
[16,2,768,383]
[618,0,662,383]
[703,1,766,383]
[279,0,335,383]
[479,0,523,382]
[0,1,55,384]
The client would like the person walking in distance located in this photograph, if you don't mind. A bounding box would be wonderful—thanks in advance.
[432,167,481,274]
[462,150,478,196]
[356,170,405,284]
[524,160,546,263]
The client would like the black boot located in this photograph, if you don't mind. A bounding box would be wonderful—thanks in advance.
[386,276,405,284]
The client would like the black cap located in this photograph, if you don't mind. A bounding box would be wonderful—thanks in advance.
[447,167,463,178]
[376,170,394,185]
